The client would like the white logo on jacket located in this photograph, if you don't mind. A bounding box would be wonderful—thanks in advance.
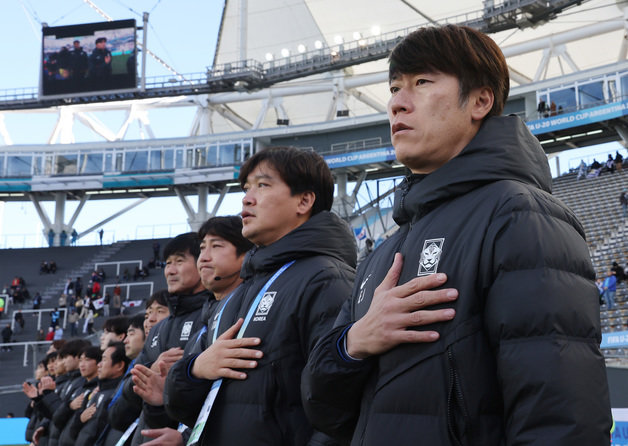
[180,321,193,341]
[418,238,444,276]
[253,292,276,322]
[357,274,372,304]
[150,334,159,348]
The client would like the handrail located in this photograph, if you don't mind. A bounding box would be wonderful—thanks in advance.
[0,340,52,368]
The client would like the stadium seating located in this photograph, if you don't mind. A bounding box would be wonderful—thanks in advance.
[553,168,628,341]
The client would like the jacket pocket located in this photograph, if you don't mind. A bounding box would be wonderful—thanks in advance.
[447,346,470,446]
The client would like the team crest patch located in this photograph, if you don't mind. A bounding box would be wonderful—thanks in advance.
[256,292,276,316]
[150,334,159,348]
[418,238,445,276]
[180,321,193,341]
[357,274,372,304]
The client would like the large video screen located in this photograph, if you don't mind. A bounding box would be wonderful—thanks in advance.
[41,19,137,98]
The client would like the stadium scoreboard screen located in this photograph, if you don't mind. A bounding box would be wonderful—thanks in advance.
[40,19,137,98]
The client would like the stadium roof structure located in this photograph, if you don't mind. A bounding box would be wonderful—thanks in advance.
[0,0,627,246]
[0,0,626,138]
[198,0,627,133]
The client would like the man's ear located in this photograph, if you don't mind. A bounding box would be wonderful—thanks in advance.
[470,86,494,121]
[113,360,125,376]
[296,191,316,217]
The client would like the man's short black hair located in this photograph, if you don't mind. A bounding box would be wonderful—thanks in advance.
[146,289,170,308]
[107,341,130,369]
[163,232,201,261]
[58,339,90,358]
[388,24,509,118]
[238,146,334,216]
[95,37,107,44]
[103,316,129,336]
[81,345,102,363]
[198,216,254,257]
[43,352,58,367]
[128,313,145,334]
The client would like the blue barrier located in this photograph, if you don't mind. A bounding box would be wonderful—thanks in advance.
[0,417,28,445]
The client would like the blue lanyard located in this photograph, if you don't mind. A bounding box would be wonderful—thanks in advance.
[187,260,295,446]
[213,260,294,342]
[108,359,135,409]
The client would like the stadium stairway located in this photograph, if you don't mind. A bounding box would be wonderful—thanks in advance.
[553,168,628,337]
[39,241,131,305]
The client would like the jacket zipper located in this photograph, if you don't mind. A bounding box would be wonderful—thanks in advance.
[447,348,470,445]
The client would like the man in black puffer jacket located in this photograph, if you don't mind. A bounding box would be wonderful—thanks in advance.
[113,233,212,446]
[302,25,612,445]
[164,147,356,445]
[70,342,128,445]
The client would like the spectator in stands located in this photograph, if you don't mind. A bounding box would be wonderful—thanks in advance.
[621,189,628,219]
[112,284,122,315]
[71,229,78,246]
[53,325,64,340]
[14,310,24,333]
[98,267,106,282]
[48,229,55,247]
[550,100,557,116]
[100,315,129,350]
[577,159,587,180]
[103,292,111,317]
[58,293,67,308]
[50,307,60,329]
[122,268,130,282]
[68,308,79,337]
[604,154,616,174]
[613,261,626,284]
[60,230,68,246]
[92,279,101,296]
[357,238,374,264]
[603,269,617,310]
[537,99,548,118]
[50,260,57,273]
[143,289,171,334]
[40,261,50,274]
[33,292,42,311]
[0,294,5,318]
[596,278,605,305]
[83,309,94,334]
[615,151,624,171]
[1,323,12,351]
[69,342,129,445]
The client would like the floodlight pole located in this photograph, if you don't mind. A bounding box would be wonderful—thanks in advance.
[141,12,149,91]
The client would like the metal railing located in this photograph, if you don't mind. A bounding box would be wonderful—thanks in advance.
[0,340,52,368]
[11,308,67,332]
[102,281,154,301]
[95,260,143,278]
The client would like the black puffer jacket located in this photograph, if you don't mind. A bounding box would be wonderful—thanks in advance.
[164,211,356,445]
[58,377,98,446]
[128,289,211,446]
[302,116,612,445]
[71,376,123,445]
